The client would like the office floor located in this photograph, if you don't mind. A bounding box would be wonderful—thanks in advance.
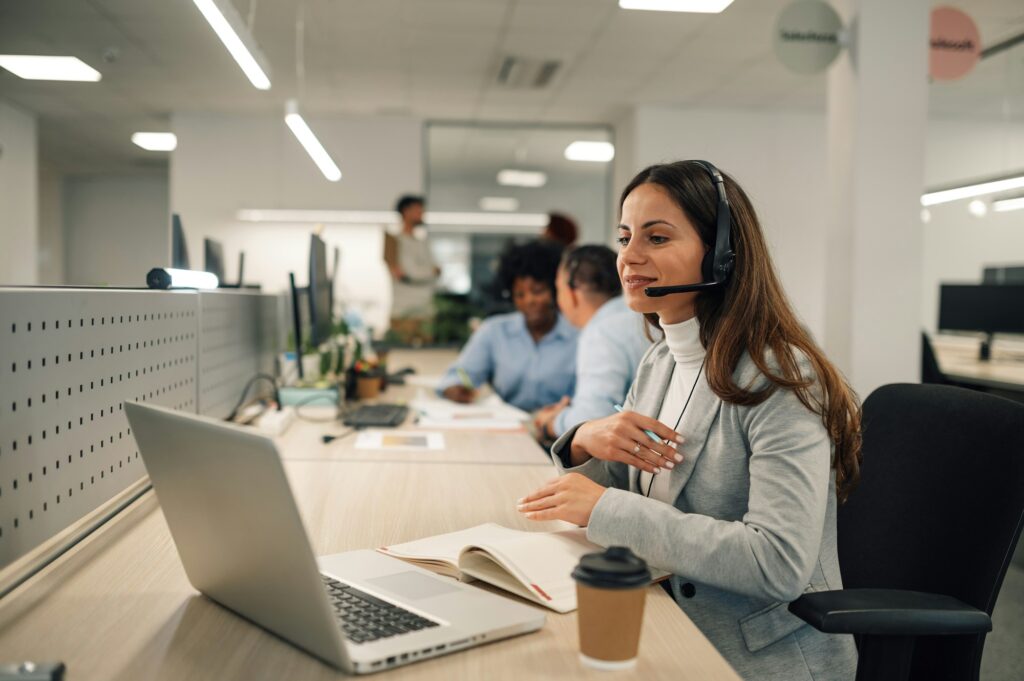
[982,563,1024,681]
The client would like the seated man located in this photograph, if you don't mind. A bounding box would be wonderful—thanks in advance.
[437,240,577,413]
[533,245,650,440]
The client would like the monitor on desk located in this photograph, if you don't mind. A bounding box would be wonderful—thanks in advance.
[204,238,225,282]
[308,234,332,347]
[172,214,190,269]
[982,265,1024,285]
[938,284,1024,359]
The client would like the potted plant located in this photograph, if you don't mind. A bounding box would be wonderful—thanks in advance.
[352,358,384,400]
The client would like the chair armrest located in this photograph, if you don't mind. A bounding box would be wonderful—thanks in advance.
[788,588,992,636]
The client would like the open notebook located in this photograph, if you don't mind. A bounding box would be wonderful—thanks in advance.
[377,523,599,613]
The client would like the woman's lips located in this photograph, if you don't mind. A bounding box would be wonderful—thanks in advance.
[623,275,656,291]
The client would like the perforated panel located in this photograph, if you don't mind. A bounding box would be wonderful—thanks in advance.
[197,291,280,419]
[0,288,199,568]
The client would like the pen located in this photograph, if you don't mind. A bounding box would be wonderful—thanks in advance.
[456,367,475,390]
[613,404,664,445]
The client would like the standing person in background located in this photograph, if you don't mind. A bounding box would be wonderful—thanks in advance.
[437,240,578,412]
[541,212,578,248]
[533,245,650,442]
[385,195,440,345]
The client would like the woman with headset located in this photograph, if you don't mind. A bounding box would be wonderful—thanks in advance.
[517,161,860,680]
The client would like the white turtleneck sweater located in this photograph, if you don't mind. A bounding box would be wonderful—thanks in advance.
[638,316,706,502]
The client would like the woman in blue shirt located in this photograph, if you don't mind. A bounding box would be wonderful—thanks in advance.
[438,240,578,412]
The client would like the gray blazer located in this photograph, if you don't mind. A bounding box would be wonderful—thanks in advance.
[551,341,857,681]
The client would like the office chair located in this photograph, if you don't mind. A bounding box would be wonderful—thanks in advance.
[789,383,1024,681]
[920,332,948,385]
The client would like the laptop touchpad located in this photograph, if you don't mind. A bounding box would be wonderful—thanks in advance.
[366,571,461,600]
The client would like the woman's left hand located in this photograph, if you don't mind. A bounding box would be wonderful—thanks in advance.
[516,473,606,526]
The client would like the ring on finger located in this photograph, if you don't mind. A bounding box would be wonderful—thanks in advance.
[632,442,641,454]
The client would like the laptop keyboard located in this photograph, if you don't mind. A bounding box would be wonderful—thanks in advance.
[321,575,440,644]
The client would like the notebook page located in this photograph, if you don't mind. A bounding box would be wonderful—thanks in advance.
[378,523,513,576]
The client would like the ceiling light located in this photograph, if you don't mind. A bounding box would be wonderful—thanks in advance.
[619,0,735,13]
[0,55,101,81]
[921,172,1024,207]
[993,196,1024,213]
[285,99,342,182]
[131,132,177,152]
[968,200,988,217]
[191,0,272,90]
[426,212,547,227]
[565,141,615,162]
[479,197,520,212]
[497,169,547,187]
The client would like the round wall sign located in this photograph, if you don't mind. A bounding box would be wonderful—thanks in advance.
[775,0,843,75]
[930,6,980,81]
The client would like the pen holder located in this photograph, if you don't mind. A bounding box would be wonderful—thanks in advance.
[356,374,382,400]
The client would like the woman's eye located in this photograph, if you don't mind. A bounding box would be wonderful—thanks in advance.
[616,235,629,246]
[650,235,668,245]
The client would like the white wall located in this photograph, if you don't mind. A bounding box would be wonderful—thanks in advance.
[921,118,1024,332]
[63,175,169,287]
[618,106,829,341]
[37,163,64,285]
[0,100,38,285]
[170,112,422,332]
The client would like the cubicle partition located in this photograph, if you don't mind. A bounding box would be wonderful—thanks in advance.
[0,286,283,586]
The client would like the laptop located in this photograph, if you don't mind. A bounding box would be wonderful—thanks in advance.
[124,402,544,674]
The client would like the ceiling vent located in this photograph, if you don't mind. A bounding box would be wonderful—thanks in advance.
[495,55,562,89]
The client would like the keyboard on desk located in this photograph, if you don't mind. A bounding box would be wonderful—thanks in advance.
[342,403,409,428]
[321,575,439,644]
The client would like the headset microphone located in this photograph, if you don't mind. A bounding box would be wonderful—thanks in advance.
[642,160,735,298]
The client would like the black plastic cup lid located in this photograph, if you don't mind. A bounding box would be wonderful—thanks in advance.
[572,546,651,590]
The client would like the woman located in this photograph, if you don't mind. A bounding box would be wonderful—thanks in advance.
[437,239,578,412]
[517,161,860,680]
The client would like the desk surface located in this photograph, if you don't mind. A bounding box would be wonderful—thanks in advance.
[0,349,740,681]
[932,336,1024,392]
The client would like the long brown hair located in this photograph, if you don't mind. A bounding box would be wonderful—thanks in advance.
[621,162,862,503]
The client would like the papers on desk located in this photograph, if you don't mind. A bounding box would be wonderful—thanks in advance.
[411,393,529,431]
[403,373,445,389]
[354,430,445,451]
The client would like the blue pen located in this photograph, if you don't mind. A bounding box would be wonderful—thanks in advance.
[613,404,664,445]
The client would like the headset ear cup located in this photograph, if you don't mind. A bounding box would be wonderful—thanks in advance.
[701,248,715,283]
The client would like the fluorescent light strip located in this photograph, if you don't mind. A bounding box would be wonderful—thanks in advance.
[497,169,547,187]
[191,0,271,90]
[236,208,547,228]
[0,55,101,81]
[619,0,735,13]
[921,174,1024,206]
[285,100,342,182]
[162,268,220,289]
[993,197,1024,213]
[131,132,177,152]
[565,141,615,162]
[479,197,520,211]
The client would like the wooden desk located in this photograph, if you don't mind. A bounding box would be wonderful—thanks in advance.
[932,336,1024,393]
[0,460,740,680]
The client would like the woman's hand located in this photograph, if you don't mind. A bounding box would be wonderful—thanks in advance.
[442,385,477,403]
[570,410,684,474]
[517,473,606,526]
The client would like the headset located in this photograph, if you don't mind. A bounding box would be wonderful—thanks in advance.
[643,160,736,298]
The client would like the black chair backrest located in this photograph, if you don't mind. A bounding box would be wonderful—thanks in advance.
[839,383,1024,681]
[920,332,947,385]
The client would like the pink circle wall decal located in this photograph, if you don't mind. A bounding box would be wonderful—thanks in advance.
[930,6,980,81]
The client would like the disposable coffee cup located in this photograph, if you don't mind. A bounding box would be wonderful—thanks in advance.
[571,546,652,670]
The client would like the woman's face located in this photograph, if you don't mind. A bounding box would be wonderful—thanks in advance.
[512,276,556,329]
[616,182,707,325]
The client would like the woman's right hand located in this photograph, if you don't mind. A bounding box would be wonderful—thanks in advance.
[442,385,477,404]
[569,410,684,474]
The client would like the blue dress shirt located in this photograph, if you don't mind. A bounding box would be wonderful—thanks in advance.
[553,295,651,436]
[437,312,578,412]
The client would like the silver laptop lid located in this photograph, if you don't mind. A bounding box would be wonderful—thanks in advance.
[124,401,347,669]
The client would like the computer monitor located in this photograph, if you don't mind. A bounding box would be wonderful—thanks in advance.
[204,238,225,282]
[938,284,1024,359]
[289,273,313,380]
[172,214,190,269]
[982,265,1024,285]
[308,234,332,347]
